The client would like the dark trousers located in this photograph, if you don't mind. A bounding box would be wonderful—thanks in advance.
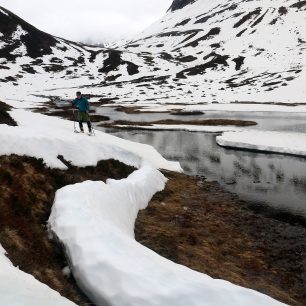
[79,121,92,132]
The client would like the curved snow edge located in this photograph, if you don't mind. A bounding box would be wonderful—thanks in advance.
[48,165,286,306]
[1,109,182,172]
[217,130,306,157]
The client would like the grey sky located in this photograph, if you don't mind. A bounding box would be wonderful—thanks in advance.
[0,0,172,43]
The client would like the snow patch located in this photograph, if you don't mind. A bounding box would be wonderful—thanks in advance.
[11,25,27,40]
[217,130,306,157]
[0,244,77,306]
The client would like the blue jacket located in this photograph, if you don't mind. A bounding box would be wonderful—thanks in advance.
[72,96,90,112]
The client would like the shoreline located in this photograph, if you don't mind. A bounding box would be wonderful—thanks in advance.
[135,171,306,306]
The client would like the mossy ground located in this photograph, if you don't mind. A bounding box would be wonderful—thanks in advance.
[0,155,134,305]
[136,171,306,306]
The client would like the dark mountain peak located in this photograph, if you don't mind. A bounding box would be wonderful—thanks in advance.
[168,0,197,12]
[0,6,57,59]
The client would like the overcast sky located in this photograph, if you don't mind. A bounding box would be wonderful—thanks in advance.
[0,0,172,44]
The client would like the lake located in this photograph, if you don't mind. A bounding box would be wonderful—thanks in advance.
[95,107,306,222]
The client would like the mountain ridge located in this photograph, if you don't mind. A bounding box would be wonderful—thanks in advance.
[0,1,306,104]
[0,6,57,59]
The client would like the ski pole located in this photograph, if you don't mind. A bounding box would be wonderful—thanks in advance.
[73,109,77,132]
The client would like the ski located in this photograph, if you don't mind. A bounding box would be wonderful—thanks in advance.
[74,130,94,136]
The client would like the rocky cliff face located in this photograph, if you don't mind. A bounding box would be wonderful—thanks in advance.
[0,6,88,77]
[0,6,57,60]
[169,0,197,12]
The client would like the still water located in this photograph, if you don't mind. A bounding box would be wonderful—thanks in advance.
[95,108,306,221]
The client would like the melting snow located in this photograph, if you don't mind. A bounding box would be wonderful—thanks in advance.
[0,109,181,171]
[217,130,306,157]
[48,166,286,306]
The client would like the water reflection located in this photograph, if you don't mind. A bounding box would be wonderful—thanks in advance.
[102,129,306,219]
[97,106,306,132]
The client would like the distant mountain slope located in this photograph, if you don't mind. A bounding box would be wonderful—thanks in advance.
[0,6,56,59]
[0,6,149,98]
[0,1,306,104]
[123,0,306,103]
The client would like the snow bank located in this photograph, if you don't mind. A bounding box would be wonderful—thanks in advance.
[0,244,76,306]
[138,103,306,114]
[116,124,242,133]
[49,167,286,306]
[217,130,306,157]
[0,109,181,171]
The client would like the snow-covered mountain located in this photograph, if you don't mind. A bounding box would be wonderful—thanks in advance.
[0,1,306,104]
[0,6,97,82]
[0,6,146,100]
[123,0,306,103]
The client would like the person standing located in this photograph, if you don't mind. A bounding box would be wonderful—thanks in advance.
[72,91,92,134]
